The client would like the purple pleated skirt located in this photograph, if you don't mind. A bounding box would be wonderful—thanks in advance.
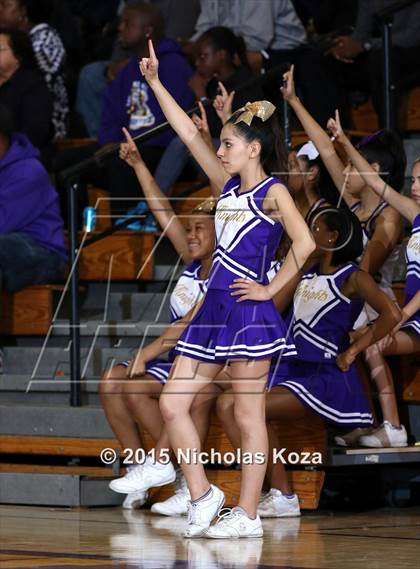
[174,289,296,362]
[268,359,374,428]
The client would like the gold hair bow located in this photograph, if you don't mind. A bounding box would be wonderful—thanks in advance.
[234,100,276,126]
[192,197,217,215]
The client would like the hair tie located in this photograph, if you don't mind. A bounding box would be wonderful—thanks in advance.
[234,101,276,126]
[356,129,384,149]
[192,197,217,215]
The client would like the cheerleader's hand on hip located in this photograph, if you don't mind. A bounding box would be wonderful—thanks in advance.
[230,278,271,302]
[139,39,159,85]
[336,349,356,372]
[127,351,146,378]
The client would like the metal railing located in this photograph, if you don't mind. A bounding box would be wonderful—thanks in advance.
[376,0,420,129]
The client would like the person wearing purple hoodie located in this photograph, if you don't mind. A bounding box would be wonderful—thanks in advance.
[97,1,194,217]
[0,104,66,294]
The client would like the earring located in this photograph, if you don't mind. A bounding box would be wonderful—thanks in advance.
[328,239,333,243]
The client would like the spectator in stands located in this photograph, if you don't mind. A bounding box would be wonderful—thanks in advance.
[76,0,199,139]
[97,0,194,216]
[327,0,420,127]
[191,0,340,126]
[191,0,277,72]
[0,104,66,294]
[0,0,69,139]
[0,28,53,152]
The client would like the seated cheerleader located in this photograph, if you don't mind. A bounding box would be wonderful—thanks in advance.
[132,40,314,539]
[329,118,420,447]
[100,127,218,511]
[281,66,406,446]
[217,206,401,516]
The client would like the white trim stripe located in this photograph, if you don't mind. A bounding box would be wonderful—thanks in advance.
[226,218,262,253]
[294,321,338,350]
[248,196,275,226]
[280,381,373,424]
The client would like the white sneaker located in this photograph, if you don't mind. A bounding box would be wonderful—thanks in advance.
[183,485,225,538]
[359,421,408,448]
[257,488,301,518]
[206,507,263,539]
[109,457,176,494]
[334,427,373,447]
[151,471,190,516]
[122,489,148,509]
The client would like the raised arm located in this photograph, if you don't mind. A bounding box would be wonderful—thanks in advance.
[281,65,347,195]
[328,111,420,224]
[120,128,191,264]
[139,40,227,192]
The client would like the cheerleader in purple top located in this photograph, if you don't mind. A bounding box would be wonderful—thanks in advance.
[139,40,314,539]
[217,207,400,517]
[332,118,420,448]
[282,66,407,447]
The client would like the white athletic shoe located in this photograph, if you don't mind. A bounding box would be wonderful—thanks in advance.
[257,488,301,518]
[183,485,225,538]
[206,507,263,539]
[151,471,190,516]
[334,427,373,447]
[122,489,148,509]
[359,421,408,448]
[109,457,176,494]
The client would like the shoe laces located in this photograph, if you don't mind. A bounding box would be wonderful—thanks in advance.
[124,465,144,480]
[214,508,241,527]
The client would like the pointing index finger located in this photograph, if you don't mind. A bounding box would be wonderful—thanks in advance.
[148,38,157,60]
[122,127,136,148]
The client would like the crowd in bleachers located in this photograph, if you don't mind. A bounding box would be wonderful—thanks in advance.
[0,0,420,535]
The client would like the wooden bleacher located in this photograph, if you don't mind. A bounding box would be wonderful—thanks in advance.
[0,414,327,509]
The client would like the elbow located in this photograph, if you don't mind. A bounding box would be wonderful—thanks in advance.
[304,235,316,257]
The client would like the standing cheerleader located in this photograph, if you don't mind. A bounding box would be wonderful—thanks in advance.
[138,40,314,538]
[328,116,420,447]
[217,207,400,516]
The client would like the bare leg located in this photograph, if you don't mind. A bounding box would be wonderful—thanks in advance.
[99,365,142,450]
[229,359,270,518]
[123,376,163,442]
[265,387,309,493]
[365,330,420,425]
[159,355,223,500]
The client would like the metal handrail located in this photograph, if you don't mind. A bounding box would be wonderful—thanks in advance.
[375,0,420,129]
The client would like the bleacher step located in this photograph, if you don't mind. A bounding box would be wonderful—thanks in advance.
[0,472,122,507]
[0,404,113,438]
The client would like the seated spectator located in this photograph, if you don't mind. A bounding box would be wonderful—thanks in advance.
[76,0,199,138]
[97,0,194,216]
[327,0,420,126]
[0,104,67,294]
[191,0,276,72]
[0,28,53,152]
[0,0,69,139]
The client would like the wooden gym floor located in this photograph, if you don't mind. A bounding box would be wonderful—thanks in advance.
[0,505,419,569]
